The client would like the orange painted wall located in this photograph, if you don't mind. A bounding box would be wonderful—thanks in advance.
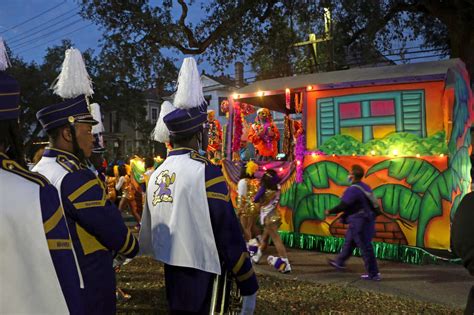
[306,81,446,150]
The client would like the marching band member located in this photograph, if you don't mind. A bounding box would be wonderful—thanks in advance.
[33,48,139,314]
[140,57,258,314]
[0,42,83,314]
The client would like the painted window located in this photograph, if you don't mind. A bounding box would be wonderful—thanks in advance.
[317,90,425,145]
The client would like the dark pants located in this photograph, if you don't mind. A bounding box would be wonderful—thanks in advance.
[465,286,474,315]
[336,213,379,277]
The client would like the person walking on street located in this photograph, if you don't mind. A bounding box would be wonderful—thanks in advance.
[325,164,380,280]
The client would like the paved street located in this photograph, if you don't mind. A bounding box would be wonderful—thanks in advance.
[254,247,471,309]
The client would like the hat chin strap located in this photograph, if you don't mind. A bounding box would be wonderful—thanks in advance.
[69,124,86,164]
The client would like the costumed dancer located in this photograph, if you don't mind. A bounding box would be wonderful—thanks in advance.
[206,109,222,161]
[139,57,258,315]
[252,169,292,274]
[33,48,139,315]
[248,108,280,161]
[116,164,141,229]
[0,38,83,315]
[237,161,262,249]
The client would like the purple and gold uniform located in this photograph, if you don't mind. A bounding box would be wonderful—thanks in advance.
[0,153,84,314]
[34,148,139,314]
[155,149,258,313]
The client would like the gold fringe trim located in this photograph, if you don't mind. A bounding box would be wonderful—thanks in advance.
[222,162,238,192]
[280,169,296,194]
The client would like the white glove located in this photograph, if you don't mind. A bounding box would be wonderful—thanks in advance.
[240,292,257,315]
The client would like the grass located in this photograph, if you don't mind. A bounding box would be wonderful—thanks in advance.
[116,257,462,314]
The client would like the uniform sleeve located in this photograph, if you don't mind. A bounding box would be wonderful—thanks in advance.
[205,165,258,296]
[40,183,83,314]
[40,183,73,249]
[61,170,139,258]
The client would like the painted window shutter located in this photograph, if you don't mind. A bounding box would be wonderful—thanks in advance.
[400,91,426,137]
[317,98,338,145]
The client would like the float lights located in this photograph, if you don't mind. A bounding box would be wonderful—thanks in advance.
[416,154,420,158]
[392,149,399,156]
[258,90,265,97]
[232,93,239,99]
[311,152,316,157]
[331,154,336,157]
[285,88,290,93]
[370,150,376,156]
[279,167,283,172]
[352,153,356,156]
[297,160,301,166]
[263,166,267,170]
[306,85,313,91]
[440,153,445,157]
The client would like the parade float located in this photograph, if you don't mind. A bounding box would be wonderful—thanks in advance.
[222,58,473,264]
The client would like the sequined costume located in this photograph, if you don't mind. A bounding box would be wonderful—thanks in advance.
[106,176,117,202]
[237,178,260,217]
[257,187,282,227]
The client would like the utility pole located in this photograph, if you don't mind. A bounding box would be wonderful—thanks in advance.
[293,7,333,72]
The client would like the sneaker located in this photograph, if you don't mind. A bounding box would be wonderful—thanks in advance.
[328,259,346,270]
[280,258,292,274]
[360,273,381,281]
[251,248,262,264]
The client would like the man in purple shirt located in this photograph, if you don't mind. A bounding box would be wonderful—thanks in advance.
[325,165,380,280]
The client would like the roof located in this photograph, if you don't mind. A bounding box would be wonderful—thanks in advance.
[202,74,236,89]
[237,58,460,95]
[235,59,462,113]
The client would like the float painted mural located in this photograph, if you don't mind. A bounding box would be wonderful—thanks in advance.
[226,59,473,264]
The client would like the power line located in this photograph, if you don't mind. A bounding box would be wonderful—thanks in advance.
[11,19,87,50]
[15,23,94,55]
[0,1,66,35]
[6,10,78,44]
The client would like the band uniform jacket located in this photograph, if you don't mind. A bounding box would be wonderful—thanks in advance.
[33,148,139,315]
[140,148,258,313]
[0,152,83,314]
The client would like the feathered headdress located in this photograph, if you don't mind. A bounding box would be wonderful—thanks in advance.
[152,101,176,143]
[90,103,104,134]
[52,48,93,99]
[246,160,259,176]
[173,57,205,110]
[0,37,10,71]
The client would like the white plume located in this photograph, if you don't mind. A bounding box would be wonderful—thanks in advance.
[90,103,104,134]
[152,101,176,143]
[173,57,205,109]
[53,48,94,99]
[0,37,10,71]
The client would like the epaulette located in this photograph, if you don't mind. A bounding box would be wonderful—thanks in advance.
[190,151,210,165]
[1,158,49,187]
[56,154,81,173]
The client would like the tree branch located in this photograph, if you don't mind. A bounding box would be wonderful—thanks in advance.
[171,0,278,54]
[344,1,428,46]
[177,0,199,48]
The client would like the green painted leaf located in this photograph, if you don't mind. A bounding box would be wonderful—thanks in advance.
[280,176,313,210]
[305,161,350,188]
[373,184,421,221]
[417,169,461,246]
[294,193,340,231]
[366,158,440,193]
